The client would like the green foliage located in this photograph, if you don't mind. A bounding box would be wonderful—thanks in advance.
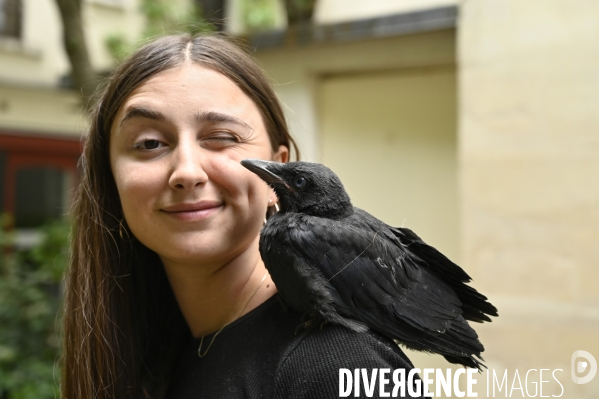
[105,34,131,63]
[0,216,71,399]
[141,0,212,37]
[106,0,215,63]
[242,0,278,32]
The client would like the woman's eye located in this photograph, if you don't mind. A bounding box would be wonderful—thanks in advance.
[134,139,163,150]
[201,133,240,147]
[294,176,307,189]
[207,133,238,142]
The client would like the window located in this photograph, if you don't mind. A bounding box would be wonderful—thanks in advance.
[0,133,81,234]
[14,167,72,227]
[0,0,21,39]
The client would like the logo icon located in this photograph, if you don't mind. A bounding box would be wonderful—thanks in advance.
[571,350,597,384]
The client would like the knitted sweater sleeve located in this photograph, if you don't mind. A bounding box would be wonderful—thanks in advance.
[273,325,427,399]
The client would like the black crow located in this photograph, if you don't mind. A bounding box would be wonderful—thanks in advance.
[241,159,498,369]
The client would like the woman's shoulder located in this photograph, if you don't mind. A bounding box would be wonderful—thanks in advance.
[281,323,415,370]
[274,324,423,398]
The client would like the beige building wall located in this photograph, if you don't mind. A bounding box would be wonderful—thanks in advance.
[0,0,144,86]
[0,0,145,135]
[460,0,599,397]
[0,86,85,134]
[314,0,459,24]
[255,30,456,162]
[319,67,458,261]
[0,0,66,86]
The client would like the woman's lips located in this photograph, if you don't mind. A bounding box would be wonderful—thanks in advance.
[161,201,223,221]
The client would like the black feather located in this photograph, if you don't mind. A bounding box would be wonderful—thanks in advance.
[241,159,498,370]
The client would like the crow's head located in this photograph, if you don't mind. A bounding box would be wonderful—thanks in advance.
[241,159,353,218]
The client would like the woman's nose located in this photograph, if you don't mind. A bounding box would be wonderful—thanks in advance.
[168,144,208,190]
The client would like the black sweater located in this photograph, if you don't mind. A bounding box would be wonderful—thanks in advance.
[166,294,425,398]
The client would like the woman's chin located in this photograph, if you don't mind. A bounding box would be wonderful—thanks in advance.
[153,236,245,268]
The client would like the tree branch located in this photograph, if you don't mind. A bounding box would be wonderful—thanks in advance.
[54,0,97,108]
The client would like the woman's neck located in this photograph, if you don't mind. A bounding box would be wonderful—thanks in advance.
[160,236,277,337]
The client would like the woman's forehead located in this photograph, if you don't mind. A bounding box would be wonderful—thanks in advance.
[112,63,265,130]
[127,64,239,101]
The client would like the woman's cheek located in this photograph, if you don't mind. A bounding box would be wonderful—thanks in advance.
[116,161,163,210]
[207,155,250,194]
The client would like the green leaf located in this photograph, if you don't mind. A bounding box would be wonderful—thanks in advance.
[0,215,69,399]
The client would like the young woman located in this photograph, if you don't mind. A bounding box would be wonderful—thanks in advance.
[62,34,422,399]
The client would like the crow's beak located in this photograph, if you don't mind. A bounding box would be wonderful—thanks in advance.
[241,159,292,191]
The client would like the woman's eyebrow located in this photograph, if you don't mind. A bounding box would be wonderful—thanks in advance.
[119,107,166,126]
[195,111,253,131]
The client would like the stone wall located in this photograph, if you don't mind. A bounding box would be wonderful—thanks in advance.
[459,0,599,397]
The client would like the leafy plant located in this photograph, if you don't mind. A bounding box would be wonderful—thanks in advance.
[106,0,215,62]
[0,215,70,399]
[242,0,278,32]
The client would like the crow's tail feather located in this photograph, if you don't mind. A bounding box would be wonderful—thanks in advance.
[443,353,486,371]
[392,227,498,322]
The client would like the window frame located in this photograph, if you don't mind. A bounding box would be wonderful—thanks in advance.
[0,132,82,218]
[0,0,22,39]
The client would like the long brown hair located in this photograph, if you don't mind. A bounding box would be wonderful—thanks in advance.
[62,34,300,399]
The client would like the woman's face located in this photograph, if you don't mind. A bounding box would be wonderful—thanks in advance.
[109,63,288,267]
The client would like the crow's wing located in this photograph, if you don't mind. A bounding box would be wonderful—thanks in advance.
[260,215,371,333]
[285,210,483,356]
[389,226,498,322]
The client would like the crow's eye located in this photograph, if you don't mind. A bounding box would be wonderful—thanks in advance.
[294,176,307,189]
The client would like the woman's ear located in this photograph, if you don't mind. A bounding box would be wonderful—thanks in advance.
[274,145,289,163]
